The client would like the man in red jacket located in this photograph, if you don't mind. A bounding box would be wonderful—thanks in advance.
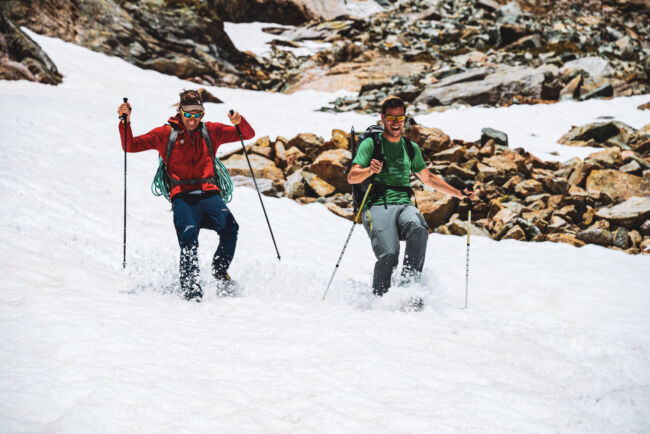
[117,89,255,301]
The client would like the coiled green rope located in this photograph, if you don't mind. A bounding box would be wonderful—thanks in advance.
[151,156,233,203]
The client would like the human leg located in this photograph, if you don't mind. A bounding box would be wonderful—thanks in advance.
[397,204,429,282]
[200,194,239,278]
[362,205,400,296]
[172,196,203,300]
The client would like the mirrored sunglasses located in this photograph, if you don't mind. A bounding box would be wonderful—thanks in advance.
[180,108,204,119]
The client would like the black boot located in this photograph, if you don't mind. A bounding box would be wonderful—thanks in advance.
[180,244,203,302]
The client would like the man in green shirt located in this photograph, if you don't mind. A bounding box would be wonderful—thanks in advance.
[348,97,476,296]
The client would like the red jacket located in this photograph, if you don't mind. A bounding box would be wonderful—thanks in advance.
[119,114,255,199]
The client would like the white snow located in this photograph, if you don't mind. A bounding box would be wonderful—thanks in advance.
[224,22,332,58]
[0,31,649,433]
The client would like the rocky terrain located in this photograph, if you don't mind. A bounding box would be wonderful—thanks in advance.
[256,0,650,112]
[221,108,650,254]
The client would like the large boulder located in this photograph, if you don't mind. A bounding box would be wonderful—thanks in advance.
[3,0,257,87]
[310,149,352,192]
[415,191,458,230]
[405,125,451,154]
[0,11,61,84]
[585,170,650,202]
[558,121,638,148]
[595,196,650,228]
[415,64,559,107]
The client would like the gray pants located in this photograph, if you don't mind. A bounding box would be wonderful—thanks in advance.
[361,204,429,296]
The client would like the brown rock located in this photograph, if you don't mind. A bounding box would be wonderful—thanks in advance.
[629,230,642,247]
[415,191,458,229]
[285,146,308,165]
[310,149,352,192]
[515,179,544,197]
[546,233,586,247]
[330,129,349,150]
[479,139,496,157]
[502,225,527,241]
[198,88,223,104]
[585,148,622,168]
[446,163,475,180]
[577,228,612,246]
[476,162,501,183]
[585,170,650,202]
[595,196,650,228]
[224,153,283,180]
[324,202,354,221]
[250,145,273,159]
[483,152,525,173]
[303,170,336,197]
[406,125,451,154]
[274,141,287,169]
[432,145,465,163]
[286,133,322,153]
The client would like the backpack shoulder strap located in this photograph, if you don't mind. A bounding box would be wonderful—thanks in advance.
[165,124,178,164]
[370,132,384,162]
[406,139,416,162]
[199,122,217,168]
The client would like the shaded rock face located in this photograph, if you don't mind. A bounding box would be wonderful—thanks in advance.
[2,0,260,88]
[213,0,378,25]
[415,64,558,107]
[0,11,61,84]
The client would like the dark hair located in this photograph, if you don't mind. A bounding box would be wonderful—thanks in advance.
[179,89,202,105]
[381,96,406,114]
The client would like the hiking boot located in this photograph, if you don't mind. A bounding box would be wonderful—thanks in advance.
[183,288,203,302]
[213,271,231,282]
[213,271,237,296]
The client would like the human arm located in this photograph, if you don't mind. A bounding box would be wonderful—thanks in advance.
[207,112,255,150]
[416,168,478,200]
[347,160,383,184]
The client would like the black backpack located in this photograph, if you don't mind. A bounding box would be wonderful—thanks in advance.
[348,125,417,213]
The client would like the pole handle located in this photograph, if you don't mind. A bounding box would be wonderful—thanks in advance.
[120,97,129,123]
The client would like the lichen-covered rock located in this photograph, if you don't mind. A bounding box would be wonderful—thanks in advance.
[586,170,650,202]
[595,196,650,228]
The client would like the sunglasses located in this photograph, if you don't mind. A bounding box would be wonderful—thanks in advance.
[384,115,406,122]
[180,108,204,119]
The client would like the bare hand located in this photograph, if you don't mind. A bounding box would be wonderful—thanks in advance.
[228,111,241,126]
[369,159,383,174]
[117,102,131,123]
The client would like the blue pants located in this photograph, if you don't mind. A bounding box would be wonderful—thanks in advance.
[172,192,238,296]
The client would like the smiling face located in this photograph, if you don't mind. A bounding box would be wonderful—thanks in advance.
[381,106,406,142]
[180,108,204,131]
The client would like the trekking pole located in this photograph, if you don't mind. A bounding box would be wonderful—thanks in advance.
[121,97,128,269]
[462,181,474,309]
[322,178,375,301]
[229,110,281,261]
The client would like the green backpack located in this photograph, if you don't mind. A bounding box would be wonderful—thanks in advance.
[151,122,233,202]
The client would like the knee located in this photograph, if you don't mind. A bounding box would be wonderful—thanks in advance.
[377,249,399,265]
[405,220,428,239]
[178,225,199,248]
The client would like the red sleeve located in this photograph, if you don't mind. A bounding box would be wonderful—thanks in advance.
[205,117,255,153]
[118,122,170,154]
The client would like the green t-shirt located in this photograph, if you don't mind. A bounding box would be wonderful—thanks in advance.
[352,134,426,207]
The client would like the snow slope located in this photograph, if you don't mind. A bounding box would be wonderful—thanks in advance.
[0,31,649,433]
